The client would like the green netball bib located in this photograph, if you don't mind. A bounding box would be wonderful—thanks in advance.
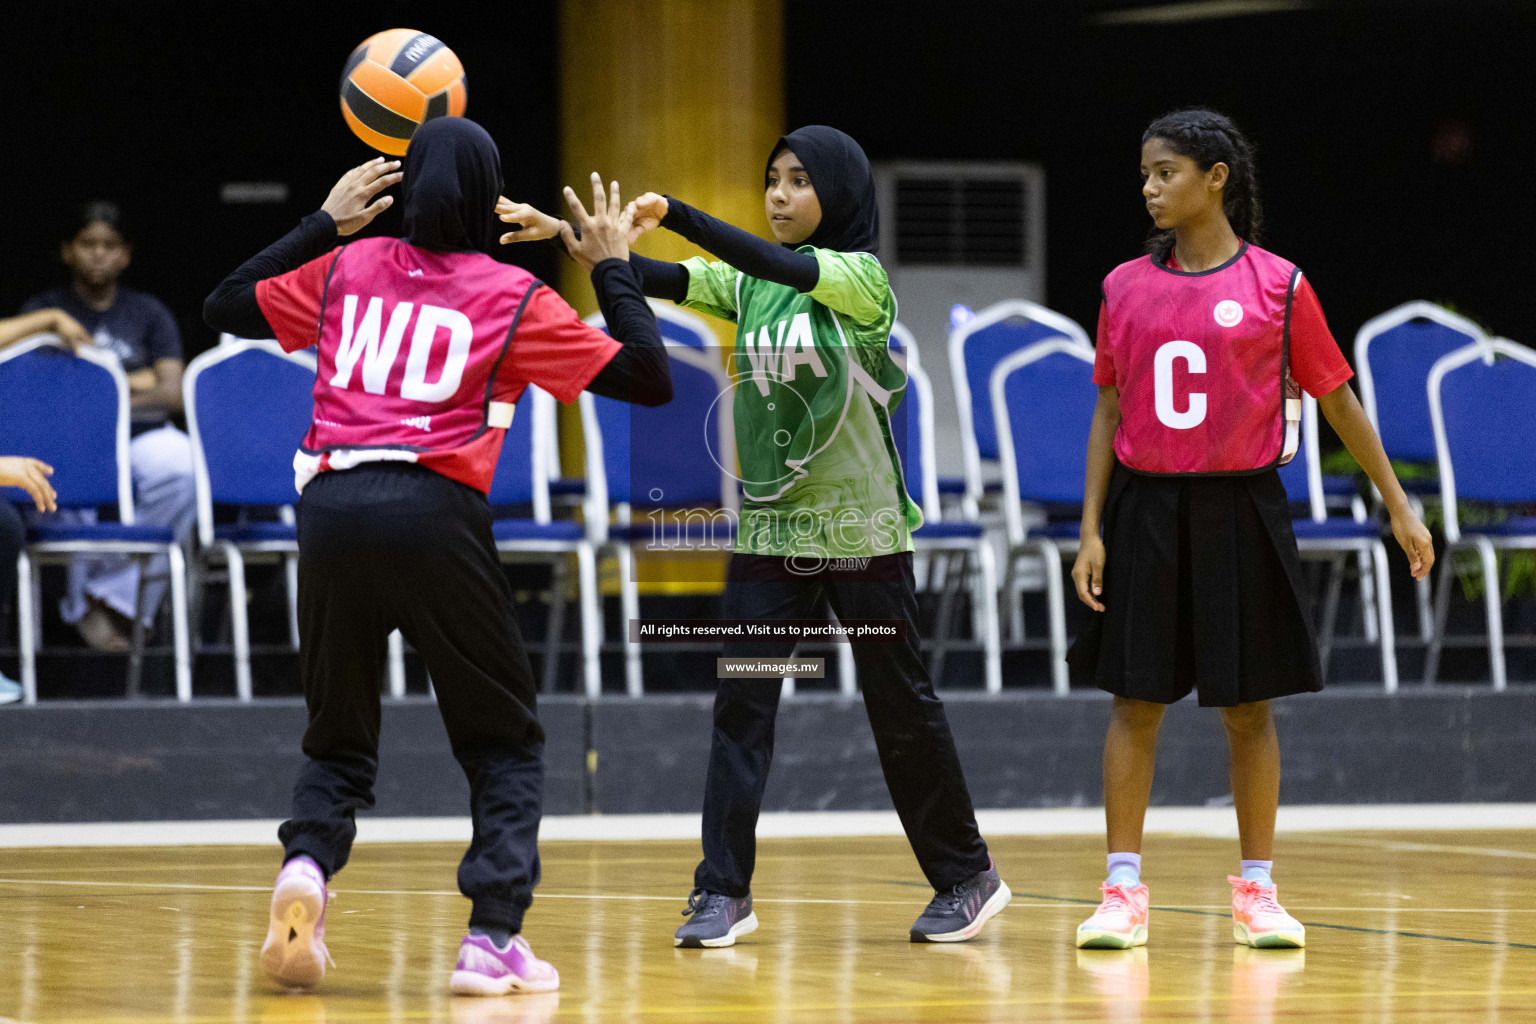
[679,247,921,559]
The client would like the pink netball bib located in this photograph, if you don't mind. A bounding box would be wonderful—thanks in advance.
[297,237,540,492]
[1099,242,1301,475]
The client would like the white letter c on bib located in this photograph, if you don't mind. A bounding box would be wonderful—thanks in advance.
[1153,340,1207,429]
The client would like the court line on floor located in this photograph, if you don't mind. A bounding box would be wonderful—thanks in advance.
[2,876,1532,921]
[0,877,1077,908]
[1011,890,1536,950]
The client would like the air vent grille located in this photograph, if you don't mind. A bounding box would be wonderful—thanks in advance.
[894,177,1028,267]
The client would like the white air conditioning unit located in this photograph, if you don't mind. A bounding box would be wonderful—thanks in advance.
[875,161,1046,470]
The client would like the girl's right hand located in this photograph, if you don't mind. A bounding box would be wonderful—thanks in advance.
[496,197,564,244]
[559,173,634,271]
[1071,535,1106,612]
[321,157,403,236]
[0,456,57,513]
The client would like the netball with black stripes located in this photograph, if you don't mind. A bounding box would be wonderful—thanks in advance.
[1097,241,1303,476]
[340,29,467,155]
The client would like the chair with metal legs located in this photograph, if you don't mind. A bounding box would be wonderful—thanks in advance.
[990,339,1097,695]
[2,337,191,702]
[184,340,315,700]
[1424,337,1536,689]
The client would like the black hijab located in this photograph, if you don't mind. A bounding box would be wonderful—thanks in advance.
[400,117,502,253]
[764,125,879,254]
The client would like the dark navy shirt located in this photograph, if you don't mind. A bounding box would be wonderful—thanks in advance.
[22,286,184,429]
[21,286,183,373]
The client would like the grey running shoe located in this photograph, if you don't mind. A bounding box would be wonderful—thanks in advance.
[674,888,759,948]
[910,859,1011,942]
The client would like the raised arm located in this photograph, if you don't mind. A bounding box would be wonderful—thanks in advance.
[555,175,671,407]
[633,194,819,293]
[497,196,689,302]
[204,158,401,338]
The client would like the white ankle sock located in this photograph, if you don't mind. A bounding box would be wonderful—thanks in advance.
[1240,859,1273,885]
[1106,852,1141,887]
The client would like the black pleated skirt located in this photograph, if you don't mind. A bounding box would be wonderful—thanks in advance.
[1067,462,1323,707]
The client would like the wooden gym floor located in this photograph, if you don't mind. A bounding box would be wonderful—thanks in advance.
[2,830,1534,1022]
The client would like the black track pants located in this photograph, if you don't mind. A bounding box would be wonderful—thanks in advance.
[278,464,544,934]
[694,552,991,897]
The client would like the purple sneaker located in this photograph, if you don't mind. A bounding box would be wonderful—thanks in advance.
[260,855,335,988]
[450,933,560,996]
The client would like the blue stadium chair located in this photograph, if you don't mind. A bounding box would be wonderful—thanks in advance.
[565,302,720,505]
[1279,394,1399,690]
[949,300,1092,515]
[891,321,979,508]
[1355,301,1492,641]
[903,361,1001,692]
[888,320,920,374]
[1,337,191,702]
[487,384,603,699]
[581,343,738,695]
[991,340,1096,695]
[1357,301,1491,469]
[184,340,315,700]
[1426,338,1536,690]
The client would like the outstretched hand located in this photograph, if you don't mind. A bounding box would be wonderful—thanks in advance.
[496,197,564,244]
[559,173,634,271]
[321,157,403,236]
[626,192,669,245]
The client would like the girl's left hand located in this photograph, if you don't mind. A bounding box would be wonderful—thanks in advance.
[321,157,403,236]
[1391,508,1435,580]
[127,368,157,393]
[627,192,669,244]
[496,198,563,244]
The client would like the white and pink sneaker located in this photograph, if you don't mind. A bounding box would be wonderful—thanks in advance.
[261,856,335,988]
[1229,876,1306,948]
[450,933,560,996]
[1076,882,1151,949]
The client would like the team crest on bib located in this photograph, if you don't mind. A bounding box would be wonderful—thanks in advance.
[1214,300,1244,327]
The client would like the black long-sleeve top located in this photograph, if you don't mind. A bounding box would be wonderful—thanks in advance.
[626,198,821,304]
[203,212,671,406]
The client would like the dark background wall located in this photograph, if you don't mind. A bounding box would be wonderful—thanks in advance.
[1,689,1530,822]
[5,3,562,352]
[7,2,1532,365]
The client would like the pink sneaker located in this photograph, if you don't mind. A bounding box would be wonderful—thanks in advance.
[1229,876,1306,948]
[260,856,335,988]
[1075,882,1150,949]
[450,933,560,996]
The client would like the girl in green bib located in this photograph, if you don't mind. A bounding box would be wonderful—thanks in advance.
[504,126,1009,948]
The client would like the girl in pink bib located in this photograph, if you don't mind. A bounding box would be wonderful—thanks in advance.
[1068,109,1434,951]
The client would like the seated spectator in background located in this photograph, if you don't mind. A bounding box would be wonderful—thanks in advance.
[19,201,197,652]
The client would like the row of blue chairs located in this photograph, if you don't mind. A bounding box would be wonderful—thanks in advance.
[4,297,1529,702]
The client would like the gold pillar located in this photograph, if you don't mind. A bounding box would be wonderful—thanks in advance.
[559,0,783,595]
[558,0,784,331]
